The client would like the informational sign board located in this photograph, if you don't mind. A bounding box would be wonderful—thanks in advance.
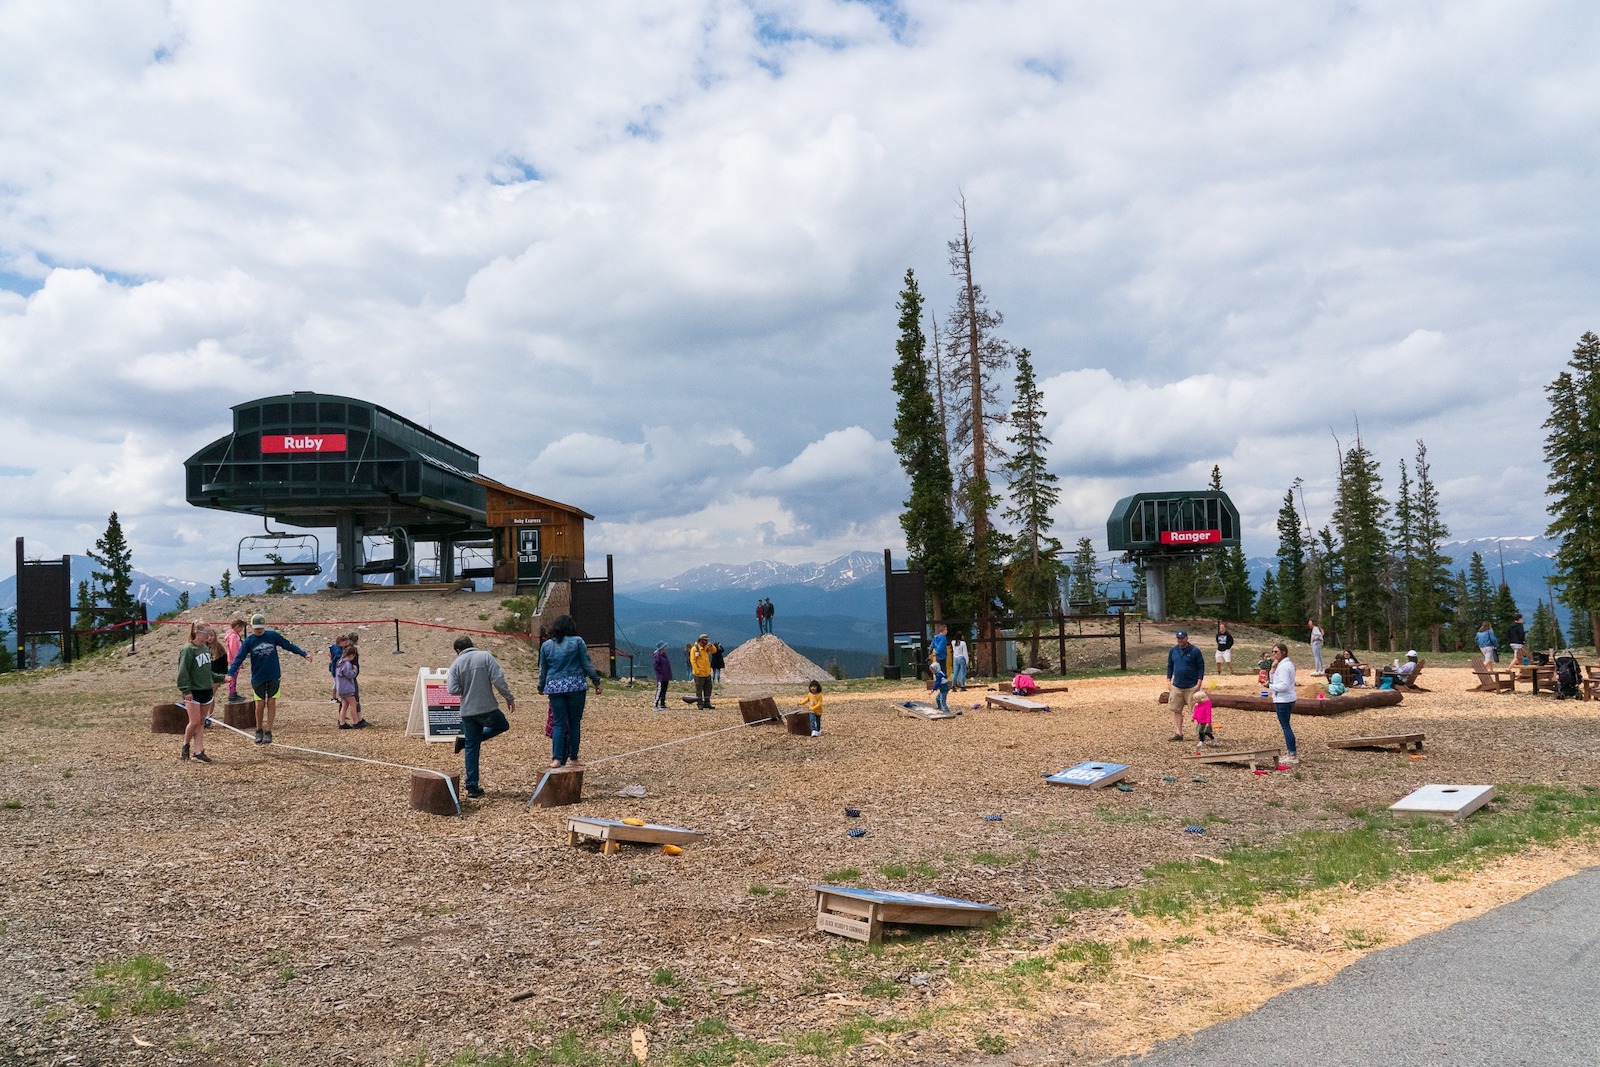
[405,667,462,741]
[1044,761,1131,789]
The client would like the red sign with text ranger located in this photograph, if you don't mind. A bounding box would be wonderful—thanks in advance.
[1161,529,1222,546]
[260,434,348,454]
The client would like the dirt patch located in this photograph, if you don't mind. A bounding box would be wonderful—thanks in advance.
[723,634,830,685]
[0,592,1596,1065]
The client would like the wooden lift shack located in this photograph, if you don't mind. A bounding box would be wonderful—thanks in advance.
[812,886,1001,943]
[1329,733,1425,755]
[567,817,705,856]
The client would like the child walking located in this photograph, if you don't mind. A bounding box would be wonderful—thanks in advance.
[335,645,360,728]
[931,653,951,714]
[800,679,823,737]
[1191,688,1215,747]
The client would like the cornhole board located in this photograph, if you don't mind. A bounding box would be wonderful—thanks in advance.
[1181,747,1280,770]
[566,816,705,855]
[1044,761,1130,789]
[900,701,960,720]
[1389,784,1495,821]
[738,696,781,725]
[811,885,1002,943]
[985,694,1050,712]
[1328,733,1425,754]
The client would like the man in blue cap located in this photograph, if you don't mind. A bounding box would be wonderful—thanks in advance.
[1165,629,1206,742]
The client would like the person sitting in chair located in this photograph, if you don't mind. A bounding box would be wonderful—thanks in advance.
[1396,650,1420,687]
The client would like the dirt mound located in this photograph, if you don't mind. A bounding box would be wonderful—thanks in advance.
[722,633,829,683]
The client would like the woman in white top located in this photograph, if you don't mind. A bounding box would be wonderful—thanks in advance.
[1268,642,1299,764]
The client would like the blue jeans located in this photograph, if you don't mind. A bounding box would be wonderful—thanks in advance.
[1273,701,1296,755]
[550,689,587,763]
[935,682,951,712]
[461,709,510,790]
[953,658,968,688]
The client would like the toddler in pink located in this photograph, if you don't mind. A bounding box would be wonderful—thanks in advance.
[1192,689,1215,745]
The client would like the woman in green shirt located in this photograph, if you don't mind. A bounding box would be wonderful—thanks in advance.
[176,626,226,762]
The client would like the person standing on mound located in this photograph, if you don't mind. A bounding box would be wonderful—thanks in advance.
[447,635,515,799]
[689,634,715,709]
[1165,629,1205,743]
[539,614,602,769]
[651,641,673,709]
[227,613,309,745]
[176,625,226,763]
[1269,642,1299,764]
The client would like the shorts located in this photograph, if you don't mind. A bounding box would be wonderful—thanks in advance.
[252,679,282,700]
[184,688,215,706]
[1215,649,1232,663]
[1168,685,1196,717]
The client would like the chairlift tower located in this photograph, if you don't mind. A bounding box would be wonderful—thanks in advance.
[1106,491,1241,622]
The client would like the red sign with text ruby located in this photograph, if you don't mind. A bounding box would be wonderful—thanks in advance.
[1160,529,1222,545]
[259,434,347,454]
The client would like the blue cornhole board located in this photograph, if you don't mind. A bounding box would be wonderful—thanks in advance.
[1044,761,1131,789]
[811,885,1002,942]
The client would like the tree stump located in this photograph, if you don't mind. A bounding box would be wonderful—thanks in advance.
[222,698,257,729]
[784,711,812,736]
[410,771,462,816]
[151,703,187,734]
[528,768,584,808]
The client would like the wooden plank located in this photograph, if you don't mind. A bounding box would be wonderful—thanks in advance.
[816,910,874,941]
[1328,733,1425,753]
[1180,747,1280,770]
[986,694,1051,713]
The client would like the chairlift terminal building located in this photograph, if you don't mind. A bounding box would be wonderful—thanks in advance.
[184,392,593,593]
[1106,491,1240,621]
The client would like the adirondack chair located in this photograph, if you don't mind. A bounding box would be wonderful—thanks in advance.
[1470,665,1515,693]
[1399,658,1429,691]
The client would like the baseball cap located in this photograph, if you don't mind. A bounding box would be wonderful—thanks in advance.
[250,613,266,629]
[1174,629,1188,638]
[1406,649,1418,657]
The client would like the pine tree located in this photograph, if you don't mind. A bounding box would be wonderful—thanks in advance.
[1447,570,1472,651]
[1256,570,1280,624]
[945,198,1014,662]
[1209,466,1254,621]
[1314,527,1344,645]
[263,555,294,596]
[1544,331,1600,649]
[1274,488,1307,633]
[890,269,964,622]
[1528,602,1561,653]
[88,512,137,644]
[220,568,234,598]
[1391,457,1416,646]
[1568,604,1593,651]
[73,580,98,652]
[1068,538,1106,614]
[175,591,191,613]
[1002,348,1062,661]
[1466,553,1493,627]
[1491,584,1518,648]
[1409,441,1453,652]
[0,610,13,673]
[1332,437,1390,648]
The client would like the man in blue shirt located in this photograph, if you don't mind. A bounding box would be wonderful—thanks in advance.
[1165,629,1206,742]
[227,613,310,745]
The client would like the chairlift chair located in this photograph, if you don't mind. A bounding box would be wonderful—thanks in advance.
[356,527,412,576]
[454,537,496,580]
[237,518,322,578]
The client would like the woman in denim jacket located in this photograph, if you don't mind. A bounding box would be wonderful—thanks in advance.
[538,614,602,769]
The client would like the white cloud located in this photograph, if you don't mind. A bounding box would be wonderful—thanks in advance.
[2,0,1595,585]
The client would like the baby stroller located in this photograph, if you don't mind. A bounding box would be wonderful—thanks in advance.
[1554,654,1582,700]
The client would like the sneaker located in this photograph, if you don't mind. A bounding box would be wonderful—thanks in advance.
[466,786,485,799]
[193,751,213,764]
[453,736,466,755]
[354,719,370,729]
[1281,753,1299,765]
[262,731,273,745]
[1168,734,1184,742]
[203,716,214,728]
[338,723,352,730]
[181,743,190,761]
[810,730,821,737]
[254,729,265,745]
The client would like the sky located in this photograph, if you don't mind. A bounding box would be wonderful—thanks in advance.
[2,0,1597,587]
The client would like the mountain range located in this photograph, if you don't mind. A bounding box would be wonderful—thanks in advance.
[2,539,1573,670]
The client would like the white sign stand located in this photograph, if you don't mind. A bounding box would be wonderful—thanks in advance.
[406,667,461,742]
